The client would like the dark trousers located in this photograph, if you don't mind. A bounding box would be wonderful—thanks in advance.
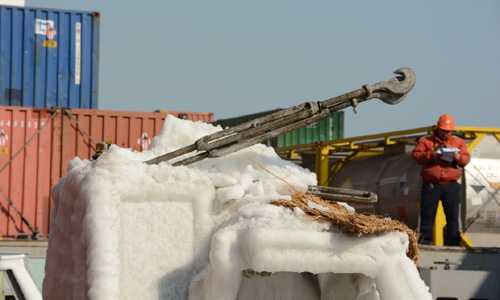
[419,181,462,246]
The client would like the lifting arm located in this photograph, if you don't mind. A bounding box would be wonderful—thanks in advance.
[145,67,415,167]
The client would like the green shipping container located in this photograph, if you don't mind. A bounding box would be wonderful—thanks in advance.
[213,109,344,148]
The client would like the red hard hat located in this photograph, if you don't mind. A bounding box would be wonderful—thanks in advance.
[437,114,454,130]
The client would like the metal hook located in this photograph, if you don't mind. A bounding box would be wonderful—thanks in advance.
[363,67,416,104]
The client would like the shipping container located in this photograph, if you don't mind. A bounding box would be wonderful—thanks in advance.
[213,109,344,148]
[0,5,100,109]
[0,106,213,238]
[154,110,215,122]
[276,111,343,147]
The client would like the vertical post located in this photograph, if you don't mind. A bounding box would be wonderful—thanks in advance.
[433,199,474,246]
[50,109,62,233]
[432,201,445,246]
[315,142,330,186]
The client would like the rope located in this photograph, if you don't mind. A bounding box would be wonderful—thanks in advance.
[65,109,97,147]
[0,109,59,175]
[0,187,39,238]
[270,190,419,264]
[254,160,419,264]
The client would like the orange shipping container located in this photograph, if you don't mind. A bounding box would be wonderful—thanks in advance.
[0,106,213,238]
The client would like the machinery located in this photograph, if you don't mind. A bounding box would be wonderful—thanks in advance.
[145,68,416,203]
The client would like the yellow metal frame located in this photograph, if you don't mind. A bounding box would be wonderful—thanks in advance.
[432,202,475,247]
[274,126,500,247]
[275,126,436,185]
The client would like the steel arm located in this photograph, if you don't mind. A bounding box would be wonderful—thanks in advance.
[145,68,415,166]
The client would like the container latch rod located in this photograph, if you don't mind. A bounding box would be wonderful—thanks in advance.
[307,185,378,204]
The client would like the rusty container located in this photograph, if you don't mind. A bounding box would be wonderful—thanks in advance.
[0,106,213,238]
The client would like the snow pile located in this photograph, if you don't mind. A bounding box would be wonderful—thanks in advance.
[43,115,432,300]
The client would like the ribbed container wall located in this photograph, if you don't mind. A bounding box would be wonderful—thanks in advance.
[212,110,281,147]
[0,106,213,237]
[0,6,99,109]
[277,111,343,147]
[213,110,344,148]
[213,110,278,128]
[0,107,53,237]
[154,110,215,122]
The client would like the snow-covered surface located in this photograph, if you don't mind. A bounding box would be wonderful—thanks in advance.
[43,115,432,299]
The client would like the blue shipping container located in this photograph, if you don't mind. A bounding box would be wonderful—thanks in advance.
[0,6,99,109]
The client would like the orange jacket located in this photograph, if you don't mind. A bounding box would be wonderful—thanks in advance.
[412,129,470,184]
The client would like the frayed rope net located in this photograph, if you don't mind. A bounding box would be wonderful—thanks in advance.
[270,189,419,264]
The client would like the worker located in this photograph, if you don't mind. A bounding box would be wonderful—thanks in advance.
[412,114,470,246]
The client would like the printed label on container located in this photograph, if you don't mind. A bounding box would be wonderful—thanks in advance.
[35,19,57,40]
[467,158,500,190]
[138,133,151,151]
[0,130,8,147]
[0,147,8,155]
[43,40,58,48]
[75,22,82,85]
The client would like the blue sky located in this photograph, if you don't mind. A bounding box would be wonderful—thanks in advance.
[27,1,500,137]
